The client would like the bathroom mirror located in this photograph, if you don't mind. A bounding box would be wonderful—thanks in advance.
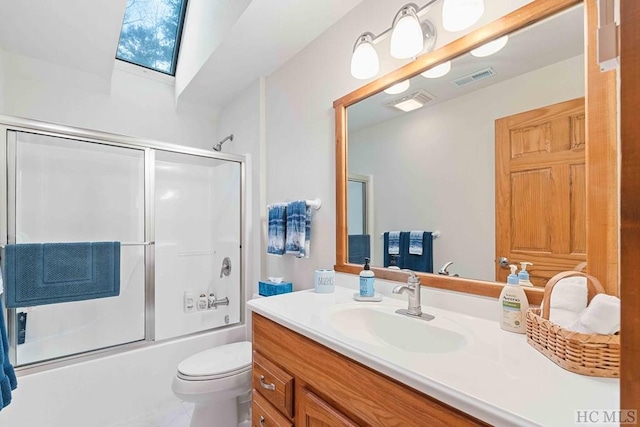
[334,0,618,302]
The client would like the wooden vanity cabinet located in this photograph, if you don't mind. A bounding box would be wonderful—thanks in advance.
[252,313,487,427]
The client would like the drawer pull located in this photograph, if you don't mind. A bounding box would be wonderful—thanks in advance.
[259,375,276,391]
[260,415,265,426]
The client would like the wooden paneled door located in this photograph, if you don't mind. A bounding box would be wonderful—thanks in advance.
[495,97,586,286]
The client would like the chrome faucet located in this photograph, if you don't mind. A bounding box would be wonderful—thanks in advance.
[392,269,422,316]
[438,261,454,275]
[392,269,435,321]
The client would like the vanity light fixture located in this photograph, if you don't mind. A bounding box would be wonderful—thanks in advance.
[421,60,452,78]
[384,80,411,94]
[390,5,424,59]
[442,0,485,32]
[349,1,439,79]
[470,35,509,57]
[350,33,379,79]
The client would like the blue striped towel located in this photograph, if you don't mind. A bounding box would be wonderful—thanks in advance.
[285,200,311,258]
[267,203,287,255]
[409,231,425,255]
[387,231,400,255]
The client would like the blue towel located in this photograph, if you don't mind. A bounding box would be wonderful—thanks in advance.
[0,299,17,410]
[409,231,425,255]
[387,231,400,255]
[267,204,286,255]
[383,232,407,268]
[383,232,433,273]
[348,235,370,265]
[285,200,310,258]
[404,231,433,273]
[4,242,121,308]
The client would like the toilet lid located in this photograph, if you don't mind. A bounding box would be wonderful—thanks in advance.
[177,341,252,379]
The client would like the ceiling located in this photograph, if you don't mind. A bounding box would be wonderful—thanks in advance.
[0,0,365,110]
[348,4,585,132]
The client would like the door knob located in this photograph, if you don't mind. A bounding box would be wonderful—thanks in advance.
[498,257,509,268]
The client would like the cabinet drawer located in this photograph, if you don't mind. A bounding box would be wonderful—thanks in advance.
[252,389,293,427]
[253,351,294,418]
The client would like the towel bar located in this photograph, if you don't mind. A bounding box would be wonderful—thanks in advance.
[380,231,440,238]
[267,198,322,210]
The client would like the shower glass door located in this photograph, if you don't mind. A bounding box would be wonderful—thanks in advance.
[154,151,242,340]
[10,131,146,365]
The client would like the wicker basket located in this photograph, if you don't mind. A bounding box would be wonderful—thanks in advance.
[525,271,620,378]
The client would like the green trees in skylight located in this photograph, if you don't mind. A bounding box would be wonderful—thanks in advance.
[116,0,188,75]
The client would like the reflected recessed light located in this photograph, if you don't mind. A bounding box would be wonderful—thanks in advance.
[421,61,452,78]
[384,80,411,94]
[392,98,425,112]
[470,35,509,57]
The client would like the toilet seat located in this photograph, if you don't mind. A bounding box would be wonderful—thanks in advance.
[177,341,252,381]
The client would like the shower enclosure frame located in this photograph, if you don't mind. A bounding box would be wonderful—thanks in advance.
[0,114,247,374]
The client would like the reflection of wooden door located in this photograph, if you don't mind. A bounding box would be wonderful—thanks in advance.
[296,387,358,427]
[496,97,586,286]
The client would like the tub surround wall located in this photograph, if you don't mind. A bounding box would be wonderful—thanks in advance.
[216,78,266,298]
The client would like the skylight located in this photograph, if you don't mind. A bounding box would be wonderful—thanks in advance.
[116,0,188,76]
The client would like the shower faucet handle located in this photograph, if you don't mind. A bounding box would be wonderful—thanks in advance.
[220,257,231,278]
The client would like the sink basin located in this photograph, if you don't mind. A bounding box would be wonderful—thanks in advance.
[328,305,468,354]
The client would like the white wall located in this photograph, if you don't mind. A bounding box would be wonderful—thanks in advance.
[263,0,533,289]
[349,55,585,280]
[176,0,252,99]
[0,46,5,113]
[2,51,218,147]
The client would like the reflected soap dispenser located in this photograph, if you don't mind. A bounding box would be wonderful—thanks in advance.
[518,262,534,287]
[359,258,375,297]
[498,265,530,334]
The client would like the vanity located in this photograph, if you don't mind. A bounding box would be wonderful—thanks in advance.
[247,281,618,426]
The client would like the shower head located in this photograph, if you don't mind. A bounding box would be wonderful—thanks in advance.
[213,134,234,151]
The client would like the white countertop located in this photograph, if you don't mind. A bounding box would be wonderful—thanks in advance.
[247,285,619,427]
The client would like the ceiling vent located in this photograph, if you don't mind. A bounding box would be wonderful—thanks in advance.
[451,66,497,87]
[385,89,436,112]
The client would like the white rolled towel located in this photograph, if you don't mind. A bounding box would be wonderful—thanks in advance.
[549,308,580,329]
[571,294,621,335]
[549,276,588,313]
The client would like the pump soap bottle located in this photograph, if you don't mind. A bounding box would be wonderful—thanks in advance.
[518,262,534,287]
[498,265,530,333]
[359,258,375,297]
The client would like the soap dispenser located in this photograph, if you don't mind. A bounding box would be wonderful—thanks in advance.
[518,262,534,287]
[498,265,530,334]
[359,258,375,297]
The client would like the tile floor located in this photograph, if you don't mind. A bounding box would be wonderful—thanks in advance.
[110,400,194,427]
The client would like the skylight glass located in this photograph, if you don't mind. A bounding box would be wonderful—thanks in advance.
[116,0,188,75]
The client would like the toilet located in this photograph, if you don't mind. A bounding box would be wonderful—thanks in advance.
[172,341,253,427]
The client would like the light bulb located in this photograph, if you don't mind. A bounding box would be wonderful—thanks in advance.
[470,35,509,57]
[421,61,452,78]
[442,0,484,32]
[390,8,424,59]
[350,37,379,79]
[384,80,411,95]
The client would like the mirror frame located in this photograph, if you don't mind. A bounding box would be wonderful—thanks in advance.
[333,0,618,305]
